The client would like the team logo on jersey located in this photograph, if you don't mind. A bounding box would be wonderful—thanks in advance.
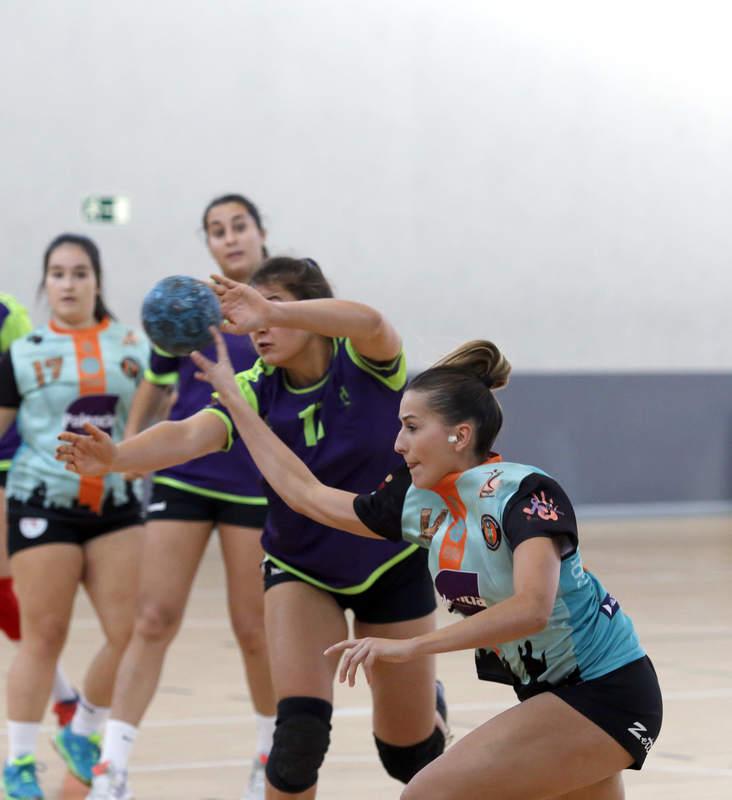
[62,395,120,436]
[122,329,139,346]
[522,490,564,522]
[19,517,48,539]
[434,569,486,616]
[478,469,503,498]
[480,514,501,550]
[599,592,620,619]
[120,356,141,380]
[419,507,448,542]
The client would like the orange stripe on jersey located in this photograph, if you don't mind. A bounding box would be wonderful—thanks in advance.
[51,318,111,513]
[435,453,503,571]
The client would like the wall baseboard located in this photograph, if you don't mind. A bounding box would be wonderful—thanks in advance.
[492,372,732,505]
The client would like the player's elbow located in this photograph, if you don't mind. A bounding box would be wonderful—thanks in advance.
[518,594,553,635]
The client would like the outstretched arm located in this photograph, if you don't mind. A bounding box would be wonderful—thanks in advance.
[326,537,562,686]
[211,274,401,362]
[56,411,228,477]
[190,329,382,539]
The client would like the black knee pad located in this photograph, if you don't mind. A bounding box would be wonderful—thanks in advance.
[374,727,445,784]
[266,696,333,793]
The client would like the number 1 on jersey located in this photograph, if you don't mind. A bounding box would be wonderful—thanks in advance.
[298,402,325,446]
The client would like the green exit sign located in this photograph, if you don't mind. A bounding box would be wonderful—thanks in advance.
[82,196,131,224]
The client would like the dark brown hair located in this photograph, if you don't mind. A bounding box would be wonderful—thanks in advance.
[41,234,114,322]
[249,257,334,300]
[408,341,511,458]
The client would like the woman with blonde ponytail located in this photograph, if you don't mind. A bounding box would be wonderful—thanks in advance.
[61,334,662,800]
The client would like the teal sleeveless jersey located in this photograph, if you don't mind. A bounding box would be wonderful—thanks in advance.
[358,458,645,696]
[7,318,148,513]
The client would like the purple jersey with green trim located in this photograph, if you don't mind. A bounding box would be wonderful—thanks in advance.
[147,333,266,503]
[211,338,417,590]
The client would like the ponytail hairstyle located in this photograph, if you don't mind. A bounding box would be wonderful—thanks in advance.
[249,256,334,301]
[408,340,511,458]
[202,193,269,258]
[41,233,115,322]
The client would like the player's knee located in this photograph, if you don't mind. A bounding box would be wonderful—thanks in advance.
[229,612,267,656]
[375,727,445,784]
[265,697,332,793]
[24,613,69,658]
[134,600,182,643]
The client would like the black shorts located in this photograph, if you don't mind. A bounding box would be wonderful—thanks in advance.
[0,469,7,489]
[549,656,663,770]
[7,498,143,557]
[263,547,436,624]
[146,482,268,529]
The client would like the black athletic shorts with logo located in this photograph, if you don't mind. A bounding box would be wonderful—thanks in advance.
[263,547,436,625]
[549,656,663,769]
[7,497,143,557]
[146,482,268,529]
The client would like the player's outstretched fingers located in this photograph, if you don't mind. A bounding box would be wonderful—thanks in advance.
[55,444,73,462]
[57,431,80,444]
[83,422,106,439]
[345,641,371,687]
[209,326,229,361]
[189,349,211,372]
[210,273,238,289]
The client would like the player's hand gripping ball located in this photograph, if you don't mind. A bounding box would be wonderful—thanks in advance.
[141,276,222,356]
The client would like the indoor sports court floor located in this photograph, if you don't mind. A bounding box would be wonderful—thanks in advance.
[1,514,729,800]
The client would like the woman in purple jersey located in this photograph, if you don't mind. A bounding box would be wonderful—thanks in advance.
[58,259,448,800]
[88,195,276,800]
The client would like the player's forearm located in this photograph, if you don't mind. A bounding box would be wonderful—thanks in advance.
[113,420,215,474]
[269,299,384,340]
[221,390,320,513]
[410,594,551,657]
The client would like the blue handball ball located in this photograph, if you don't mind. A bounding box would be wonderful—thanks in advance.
[141,276,222,356]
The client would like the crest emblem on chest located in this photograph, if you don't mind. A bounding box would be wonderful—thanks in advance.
[481,514,501,550]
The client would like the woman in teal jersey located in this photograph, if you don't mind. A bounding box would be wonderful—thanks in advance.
[0,293,80,727]
[0,236,148,800]
[97,194,275,800]
[129,332,663,800]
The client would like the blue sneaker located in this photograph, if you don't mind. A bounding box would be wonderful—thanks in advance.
[435,679,452,744]
[2,754,43,799]
[52,725,100,785]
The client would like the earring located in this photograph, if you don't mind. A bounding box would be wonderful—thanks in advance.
[447,435,458,443]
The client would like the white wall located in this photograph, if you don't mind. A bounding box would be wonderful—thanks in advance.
[2,0,730,371]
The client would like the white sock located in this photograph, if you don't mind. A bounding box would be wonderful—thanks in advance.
[254,712,275,757]
[101,720,138,771]
[52,665,77,703]
[70,694,110,737]
[7,721,40,762]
